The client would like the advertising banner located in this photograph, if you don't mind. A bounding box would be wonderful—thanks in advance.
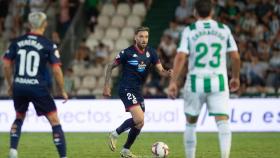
[0,99,279,132]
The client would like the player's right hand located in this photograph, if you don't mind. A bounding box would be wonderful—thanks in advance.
[230,78,240,92]
[167,82,178,100]
[103,85,111,97]
[61,91,68,103]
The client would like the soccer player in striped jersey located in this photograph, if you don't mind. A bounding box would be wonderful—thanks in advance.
[168,0,240,158]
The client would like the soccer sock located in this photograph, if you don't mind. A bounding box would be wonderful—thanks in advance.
[216,120,231,158]
[116,118,135,135]
[184,122,197,158]
[123,126,141,149]
[10,119,23,149]
[52,125,67,158]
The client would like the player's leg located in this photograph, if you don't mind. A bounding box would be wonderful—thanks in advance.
[120,105,144,158]
[109,116,136,151]
[207,92,231,158]
[9,97,29,158]
[46,111,67,158]
[9,113,25,158]
[185,115,198,158]
[215,115,231,158]
[183,91,205,158]
[32,96,67,158]
[109,90,142,152]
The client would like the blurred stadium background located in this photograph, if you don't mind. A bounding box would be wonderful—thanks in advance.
[0,0,280,157]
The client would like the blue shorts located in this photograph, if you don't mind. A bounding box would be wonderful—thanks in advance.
[119,88,145,112]
[13,95,57,116]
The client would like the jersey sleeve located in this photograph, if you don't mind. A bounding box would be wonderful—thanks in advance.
[151,48,160,65]
[3,41,17,62]
[225,26,238,53]
[114,50,127,65]
[48,44,61,66]
[177,27,190,54]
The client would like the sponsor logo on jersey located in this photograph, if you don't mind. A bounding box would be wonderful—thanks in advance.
[128,60,139,66]
[15,77,39,85]
[137,61,146,72]
[146,51,150,58]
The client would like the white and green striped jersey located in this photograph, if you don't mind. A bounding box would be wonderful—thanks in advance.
[177,19,238,93]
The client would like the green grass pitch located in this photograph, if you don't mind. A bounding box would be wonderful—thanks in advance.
[0,132,279,158]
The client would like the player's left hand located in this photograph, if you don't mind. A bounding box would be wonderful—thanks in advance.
[103,85,111,97]
[168,82,178,99]
[229,78,240,92]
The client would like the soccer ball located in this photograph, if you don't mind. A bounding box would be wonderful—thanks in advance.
[151,142,169,158]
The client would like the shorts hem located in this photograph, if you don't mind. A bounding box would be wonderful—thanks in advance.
[125,104,140,112]
[209,113,228,117]
[41,110,57,116]
[185,112,199,117]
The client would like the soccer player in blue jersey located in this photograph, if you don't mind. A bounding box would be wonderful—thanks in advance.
[103,26,172,158]
[3,12,68,158]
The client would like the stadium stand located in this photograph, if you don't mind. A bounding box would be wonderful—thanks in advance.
[0,0,280,99]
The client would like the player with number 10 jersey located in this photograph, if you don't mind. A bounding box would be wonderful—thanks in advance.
[3,33,60,97]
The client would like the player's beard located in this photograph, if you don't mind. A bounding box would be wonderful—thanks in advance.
[137,42,147,50]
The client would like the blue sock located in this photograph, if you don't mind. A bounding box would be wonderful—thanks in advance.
[52,125,66,158]
[10,119,23,149]
[116,118,135,135]
[123,127,141,149]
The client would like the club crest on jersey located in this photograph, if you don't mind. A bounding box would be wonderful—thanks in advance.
[137,61,146,72]
[133,54,138,57]
[54,50,60,58]
[146,51,150,58]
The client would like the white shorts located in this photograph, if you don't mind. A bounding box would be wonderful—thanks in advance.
[183,91,229,116]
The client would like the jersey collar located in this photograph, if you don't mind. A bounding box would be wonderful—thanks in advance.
[27,32,43,36]
[134,45,146,54]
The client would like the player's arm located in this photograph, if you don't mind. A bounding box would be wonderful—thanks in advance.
[168,27,189,99]
[155,63,173,77]
[226,27,241,92]
[52,65,68,103]
[168,52,188,99]
[229,51,240,92]
[3,59,13,96]
[103,61,120,97]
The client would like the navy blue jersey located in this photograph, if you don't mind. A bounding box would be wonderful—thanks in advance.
[115,45,160,90]
[3,33,61,96]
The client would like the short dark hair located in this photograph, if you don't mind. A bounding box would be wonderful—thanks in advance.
[195,0,212,18]
[135,26,150,35]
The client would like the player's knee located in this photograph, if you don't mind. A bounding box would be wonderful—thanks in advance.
[134,118,144,129]
[16,113,26,120]
[46,114,60,126]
